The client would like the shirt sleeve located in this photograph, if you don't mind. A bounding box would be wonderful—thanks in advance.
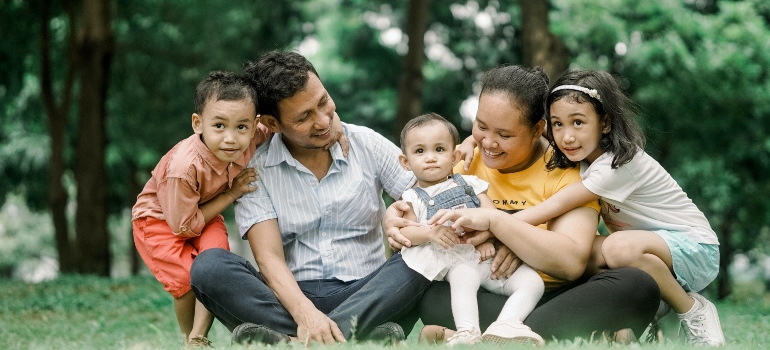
[234,159,277,239]
[156,176,205,237]
[365,131,415,199]
[582,158,639,203]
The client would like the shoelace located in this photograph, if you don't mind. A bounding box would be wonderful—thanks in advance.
[447,330,479,344]
[680,314,715,344]
[645,321,660,343]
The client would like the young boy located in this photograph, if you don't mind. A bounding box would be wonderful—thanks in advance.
[132,71,269,346]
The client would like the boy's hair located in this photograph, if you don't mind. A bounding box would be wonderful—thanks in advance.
[243,51,319,120]
[194,71,257,115]
[546,70,645,170]
[480,65,550,128]
[400,112,460,153]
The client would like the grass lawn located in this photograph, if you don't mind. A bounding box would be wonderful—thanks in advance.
[1,275,768,349]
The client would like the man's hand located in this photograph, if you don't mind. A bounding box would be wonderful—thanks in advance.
[384,201,421,250]
[326,112,350,156]
[227,167,258,200]
[490,244,522,280]
[295,307,346,345]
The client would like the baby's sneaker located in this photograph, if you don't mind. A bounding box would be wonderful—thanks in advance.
[678,292,725,346]
[446,327,482,346]
[482,319,544,346]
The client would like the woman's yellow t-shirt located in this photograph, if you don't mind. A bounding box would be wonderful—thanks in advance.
[455,147,601,289]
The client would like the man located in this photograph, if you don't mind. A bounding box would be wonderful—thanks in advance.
[190,51,430,345]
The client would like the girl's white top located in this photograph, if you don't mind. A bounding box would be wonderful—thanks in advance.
[581,150,718,245]
[400,175,490,280]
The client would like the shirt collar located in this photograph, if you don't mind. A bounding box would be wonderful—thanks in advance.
[191,134,231,175]
[264,131,349,168]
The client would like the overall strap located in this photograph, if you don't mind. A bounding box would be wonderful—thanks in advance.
[450,173,480,208]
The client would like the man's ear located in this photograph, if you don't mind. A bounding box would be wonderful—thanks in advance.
[261,114,281,133]
[398,154,411,171]
[192,113,203,134]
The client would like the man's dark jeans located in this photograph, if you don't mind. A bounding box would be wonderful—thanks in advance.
[190,248,431,339]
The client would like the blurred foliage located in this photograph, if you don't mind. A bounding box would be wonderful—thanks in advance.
[1,0,769,281]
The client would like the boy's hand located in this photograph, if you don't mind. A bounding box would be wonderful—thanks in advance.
[326,112,350,157]
[227,167,258,200]
[475,241,496,261]
[456,135,477,171]
[427,225,458,249]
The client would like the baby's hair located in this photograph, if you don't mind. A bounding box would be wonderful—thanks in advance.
[243,51,319,120]
[480,65,550,127]
[193,71,257,115]
[546,70,645,170]
[400,112,460,153]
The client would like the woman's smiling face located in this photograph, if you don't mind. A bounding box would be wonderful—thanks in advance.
[472,92,544,173]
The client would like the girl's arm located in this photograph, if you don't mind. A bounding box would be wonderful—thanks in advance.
[513,181,600,226]
[398,203,459,249]
[456,136,477,171]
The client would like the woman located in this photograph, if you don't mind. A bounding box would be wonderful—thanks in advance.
[386,65,659,343]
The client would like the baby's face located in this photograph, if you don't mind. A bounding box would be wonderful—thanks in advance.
[402,123,457,188]
[192,98,257,163]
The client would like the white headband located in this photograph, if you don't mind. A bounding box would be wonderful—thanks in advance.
[551,85,601,102]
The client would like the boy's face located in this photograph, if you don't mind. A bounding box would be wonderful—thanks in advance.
[192,97,257,163]
[399,122,460,188]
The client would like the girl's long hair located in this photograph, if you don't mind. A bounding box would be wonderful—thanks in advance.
[546,70,645,170]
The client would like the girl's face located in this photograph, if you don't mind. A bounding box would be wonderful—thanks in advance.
[549,99,610,164]
[472,92,545,173]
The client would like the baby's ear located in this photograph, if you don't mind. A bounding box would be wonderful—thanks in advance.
[398,154,411,171]
[452,148,462,166]
[191,113,203,134]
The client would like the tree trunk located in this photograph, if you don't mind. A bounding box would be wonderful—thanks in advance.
[395,0,430,140]
[74,0,113,275]
[128,161,142,275]
[40,0,78,273]
[519,0,569,82]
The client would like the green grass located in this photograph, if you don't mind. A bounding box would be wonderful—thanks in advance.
[1,275,768,349]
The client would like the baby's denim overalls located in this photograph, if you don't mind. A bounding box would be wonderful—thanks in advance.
[413,173,481,218]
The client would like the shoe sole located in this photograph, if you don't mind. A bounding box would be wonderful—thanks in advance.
[482,334,544,346]
[231,323,289,345]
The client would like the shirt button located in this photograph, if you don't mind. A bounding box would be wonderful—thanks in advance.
[322,232,327,237]
[325,211,330,216]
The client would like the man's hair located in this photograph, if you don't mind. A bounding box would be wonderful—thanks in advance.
[400,112,460,153]
[243,51,319,120]
[194,71,257,115]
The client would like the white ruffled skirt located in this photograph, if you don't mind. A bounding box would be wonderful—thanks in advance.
[401,242,480,281]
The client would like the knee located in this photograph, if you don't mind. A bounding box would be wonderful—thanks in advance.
[608,267,660,310]
[602,236,639,268]
[190,248,230,286]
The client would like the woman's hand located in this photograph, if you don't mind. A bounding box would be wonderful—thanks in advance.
[456,135,477,171]
[490,244,522,280]
[384,201,421,250]
[326,112,350,156]
[458,229,492,246]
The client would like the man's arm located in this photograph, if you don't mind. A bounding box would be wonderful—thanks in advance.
[246,219,345,344]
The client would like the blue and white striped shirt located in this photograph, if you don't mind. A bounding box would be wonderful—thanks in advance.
[235,123,414,281]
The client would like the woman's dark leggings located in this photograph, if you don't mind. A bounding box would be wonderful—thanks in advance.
[418,267,660,341]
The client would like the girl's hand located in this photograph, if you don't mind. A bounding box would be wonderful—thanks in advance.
[326,112,350,157]
[384,201,421,250]
[475,241,496,261]
[426,225,458,249]
[428,208,494,233]
[490,244,522,280]
[227,168,258,200]
[456,135,477,171]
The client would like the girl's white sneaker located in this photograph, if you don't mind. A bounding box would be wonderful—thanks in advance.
[482,319,544,346]
[446,327,482,346]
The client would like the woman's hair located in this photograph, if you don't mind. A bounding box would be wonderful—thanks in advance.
[194,71,256,115]
[400,112,459,153]
[480,65,550,128]
[545,70,645,170]
[243,51,319,120]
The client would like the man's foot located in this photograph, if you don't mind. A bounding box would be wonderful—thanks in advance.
[362,322,405,344]
[446,327,482,346]
[231,322,290,345]
[678,292,725,346]
[482,319,544,346]
[418,325,451,344]
[186,335,213,348]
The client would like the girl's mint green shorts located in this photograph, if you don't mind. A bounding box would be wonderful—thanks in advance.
[654,230,719,292]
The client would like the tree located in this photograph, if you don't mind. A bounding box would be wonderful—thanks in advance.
[395,0,430,137]
[519,0,569,81]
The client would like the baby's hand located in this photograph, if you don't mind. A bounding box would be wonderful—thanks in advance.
[456,135,477,171]
[427,225,458,249]
[228,167,258,200]
[476,241,496,261]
